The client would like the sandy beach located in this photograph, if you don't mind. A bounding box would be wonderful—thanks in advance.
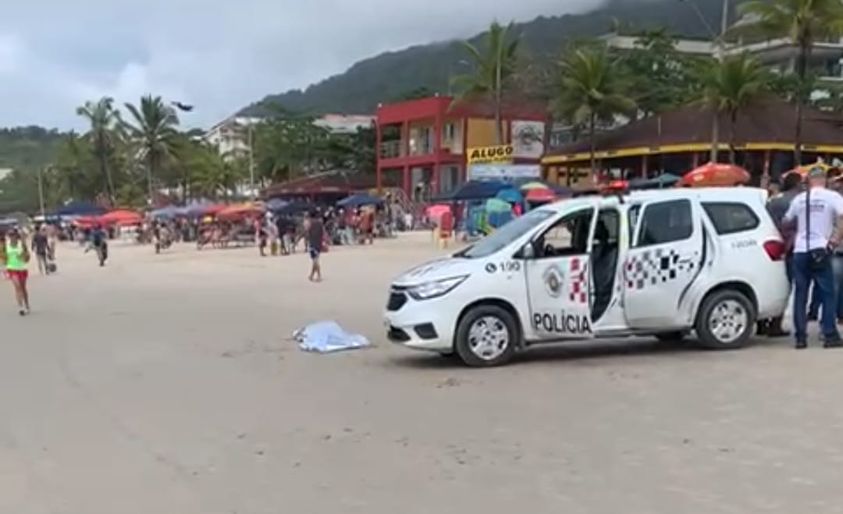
[3,233,843,514]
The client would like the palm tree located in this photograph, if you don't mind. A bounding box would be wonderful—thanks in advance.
[553,46,636,176]
[740,0,843,164]
[123,95,180,204]
[696,54,769,164]
[452,21,520,144]
[76,97,121,202]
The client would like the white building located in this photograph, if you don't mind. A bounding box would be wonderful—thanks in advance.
[313,114,374,134]
[0,168,12,181]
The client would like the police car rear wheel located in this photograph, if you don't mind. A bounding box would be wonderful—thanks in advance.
[455,306,518,367]
[696,290,755,350]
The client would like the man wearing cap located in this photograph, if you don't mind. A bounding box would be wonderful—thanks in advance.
[784,166,843,348]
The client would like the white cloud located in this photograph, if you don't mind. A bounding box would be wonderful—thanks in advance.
[0,0,598,130]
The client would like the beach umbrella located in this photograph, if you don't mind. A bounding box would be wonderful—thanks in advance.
[54,201,106,217]
[792,160,831,176]
[485,198,512,213]
[679,162,750,187]
[525,188,557,203]
[495,187,523,205]
[425,204,451,219]
[98,209,143,226]
[265,198,288,212]
[520,181,549,191]
[438,180,510,201]
[150,205,181,220]
[216,203,264,221]
[337,193,383,208]
[274,201,312,216]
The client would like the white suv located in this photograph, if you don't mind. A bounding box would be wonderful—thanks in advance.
[385,187,790,367]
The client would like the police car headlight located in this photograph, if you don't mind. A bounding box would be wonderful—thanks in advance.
[407,276,468,300]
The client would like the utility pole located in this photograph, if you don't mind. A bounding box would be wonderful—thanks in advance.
[248,123,256,200]
[38,166,46,218]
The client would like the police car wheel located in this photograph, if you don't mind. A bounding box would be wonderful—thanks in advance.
[695,290,755,350]
[455,305,518,367]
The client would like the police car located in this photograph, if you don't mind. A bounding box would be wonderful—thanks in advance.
[385,188,790,367]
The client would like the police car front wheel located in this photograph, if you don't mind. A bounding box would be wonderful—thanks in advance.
[455,305,519,367]
[695,290,755,350]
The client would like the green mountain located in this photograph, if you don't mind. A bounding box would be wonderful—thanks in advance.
[241,0,729,116]
[0,126,65,173]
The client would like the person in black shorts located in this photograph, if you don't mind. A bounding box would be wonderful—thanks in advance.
[31,225,51,275]
[306,211,324,282]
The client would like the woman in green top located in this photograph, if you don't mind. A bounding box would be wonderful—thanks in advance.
[3,229,31,316]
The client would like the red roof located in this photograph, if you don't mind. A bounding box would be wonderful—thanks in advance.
[262,173,375,197]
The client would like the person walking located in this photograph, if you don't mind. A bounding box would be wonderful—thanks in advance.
[784,167,843,349]
[306,211,324,282]
[3,229,31,316]
[31,226,51,275]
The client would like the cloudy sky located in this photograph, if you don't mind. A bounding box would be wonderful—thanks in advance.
[0,0,599,130]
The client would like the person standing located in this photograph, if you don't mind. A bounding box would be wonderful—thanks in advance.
[31,226,51,275]
[784,167,843,349]
[759,172,803,337]
[3,229,31,316]
[306,211,324,282]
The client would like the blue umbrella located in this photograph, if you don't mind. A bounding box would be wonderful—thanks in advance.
[183,201,213,218]
[150,205,181,220]
[337,193,383,208]
[495,187,523,205]
[266,198,289,212]
[53,202,106,217]
[438,180,510,201]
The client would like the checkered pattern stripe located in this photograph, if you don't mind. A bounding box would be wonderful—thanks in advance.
[624,248,698,291]
[568,257,588,304]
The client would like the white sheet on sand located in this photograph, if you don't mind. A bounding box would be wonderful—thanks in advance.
[294,321,371,353]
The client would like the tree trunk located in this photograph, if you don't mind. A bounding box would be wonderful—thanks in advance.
[794,41,811,166]
[495,55,504,145]
[146,151,155,207]
[97,133,115,204]
[589,112,597,181]
[710,109,720,163]
[729,110,737,164]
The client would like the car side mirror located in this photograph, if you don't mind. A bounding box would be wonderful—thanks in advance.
[517,242,536,260]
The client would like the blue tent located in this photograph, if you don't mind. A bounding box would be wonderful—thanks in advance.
[337,193,383,208]
[439,181,510,201]
[183,201,213,218]
[54,202,105,217]
[495,187,523,205]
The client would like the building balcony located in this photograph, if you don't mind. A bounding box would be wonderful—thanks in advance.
[380,141,404,159]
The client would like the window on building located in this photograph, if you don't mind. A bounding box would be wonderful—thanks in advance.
[702,202,759,235]
[636,200,693,247]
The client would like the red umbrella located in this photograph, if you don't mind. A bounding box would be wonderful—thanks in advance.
[525,188,557,203]
[98,209,143,226]
[679,162,750,187]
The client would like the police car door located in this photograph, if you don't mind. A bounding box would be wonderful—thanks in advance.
[524,207,596,341]
[623,198,704,328]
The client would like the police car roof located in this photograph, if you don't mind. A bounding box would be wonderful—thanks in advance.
[539,187,767,213]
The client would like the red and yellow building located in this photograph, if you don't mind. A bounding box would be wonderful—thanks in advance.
[376,96,548,196]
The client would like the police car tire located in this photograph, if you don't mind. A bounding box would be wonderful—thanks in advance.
[455,305,518,367]
[695,290,755,350]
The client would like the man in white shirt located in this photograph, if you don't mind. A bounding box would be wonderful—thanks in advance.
[784,167,843,348]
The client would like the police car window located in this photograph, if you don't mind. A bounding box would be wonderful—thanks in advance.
[535,209,593,258]
[702,202,759,235]
[628,205,641,242]
[458,209,554,259]
[636,200,693,247]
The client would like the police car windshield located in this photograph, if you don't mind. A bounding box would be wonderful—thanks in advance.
[458,209,555,259]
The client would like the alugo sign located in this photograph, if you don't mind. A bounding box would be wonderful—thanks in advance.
[467,144,514,164]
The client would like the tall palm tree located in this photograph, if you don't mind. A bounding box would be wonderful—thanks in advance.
[123,95,180,204]
[452,21,520,145]
[740,0,843,164]
[553,46,636,176]
[76,97,120,202]
[696,53,769,163]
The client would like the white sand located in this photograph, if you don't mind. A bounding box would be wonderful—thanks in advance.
[2,234,843,514]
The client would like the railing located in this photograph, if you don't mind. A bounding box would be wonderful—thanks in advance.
[380,141,403,159]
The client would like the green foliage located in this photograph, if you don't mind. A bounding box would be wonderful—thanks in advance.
[76,97,122,201]
[553,45,636,170]
[241,0,730,116]
[123,95,181,198]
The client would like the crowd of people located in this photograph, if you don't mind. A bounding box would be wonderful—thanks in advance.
[765,166,843,348]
